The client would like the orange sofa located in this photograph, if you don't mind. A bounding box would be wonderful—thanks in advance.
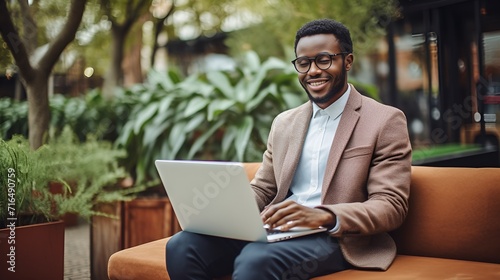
[108,164,500,279]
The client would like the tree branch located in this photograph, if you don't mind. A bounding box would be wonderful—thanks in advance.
[0,0,36,83]
[151,1,175,66]
[100,0,116,25]
[18,0,38,54]
[123,0,150,31]
[38,0,88,75]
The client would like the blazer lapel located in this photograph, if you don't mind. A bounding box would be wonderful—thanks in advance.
[321,87,362,201]
[275,103,312,201]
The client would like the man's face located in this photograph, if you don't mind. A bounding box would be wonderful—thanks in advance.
[295,34,353,109]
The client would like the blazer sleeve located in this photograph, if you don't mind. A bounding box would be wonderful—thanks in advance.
[250,113,280,210]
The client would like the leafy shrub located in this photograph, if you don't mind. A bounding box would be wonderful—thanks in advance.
[0,89,132,142]
[115,51,306,183]
[0,98,28,140]
[0,128,140,227]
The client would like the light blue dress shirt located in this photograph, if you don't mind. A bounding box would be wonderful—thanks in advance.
[287,85,351,230]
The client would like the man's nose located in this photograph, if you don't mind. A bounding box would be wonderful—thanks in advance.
[308,61,322,75]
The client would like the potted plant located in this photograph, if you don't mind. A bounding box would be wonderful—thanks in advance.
[0,129,139,280]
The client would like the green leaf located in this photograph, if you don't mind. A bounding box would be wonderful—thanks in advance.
[261,57,288,71]
[239,70,264,102]
[173,100,189,122]
[148,70,175,91]
[243,51,261,72]
[221,126,237,158]
[143,122,170,147]
[206,71,234,99]
[242,57,288,102]
[282,91,306,108]
[256,122,271,144]
[235,116,254,161]
[168,122,188,158]
[133,103,159,134]
[177,78,215,98]
[158,95,175,113]
[183,97,210,117]
[187,119,225,159]
[184,114,206,132]
[115,121,134,146]
[158,141,171,160]
[135,153,147,184]
[245,84,276,112]
[207,100,236,121]
[234,79,248,103]
[151,106,174,127]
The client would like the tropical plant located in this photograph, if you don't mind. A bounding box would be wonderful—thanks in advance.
[0,128,140,228]
[115,51,306,183]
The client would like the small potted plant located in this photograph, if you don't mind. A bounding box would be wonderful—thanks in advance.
[0,128,138,280]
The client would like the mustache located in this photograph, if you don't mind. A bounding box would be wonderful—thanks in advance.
[304,73,346,105]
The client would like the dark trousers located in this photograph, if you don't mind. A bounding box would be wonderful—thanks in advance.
[166,231,351,280]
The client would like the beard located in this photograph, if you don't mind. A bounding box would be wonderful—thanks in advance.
[302,61,347,105]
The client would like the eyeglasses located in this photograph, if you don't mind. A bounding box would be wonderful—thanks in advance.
[291,52,348,74]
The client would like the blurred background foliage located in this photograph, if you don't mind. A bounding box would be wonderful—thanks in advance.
[1,51,307,183]
[227,0,399,59]
[0,51,376,184]
[0,0,395,188]
[1,0,399,78]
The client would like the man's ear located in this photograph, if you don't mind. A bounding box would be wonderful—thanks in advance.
[345,53,354,71]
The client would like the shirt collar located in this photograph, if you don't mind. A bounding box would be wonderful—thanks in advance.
[312,84,351,119]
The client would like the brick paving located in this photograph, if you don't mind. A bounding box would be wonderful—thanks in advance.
[64,221,91,280]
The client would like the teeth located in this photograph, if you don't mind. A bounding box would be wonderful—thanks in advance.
[309,81,326,86]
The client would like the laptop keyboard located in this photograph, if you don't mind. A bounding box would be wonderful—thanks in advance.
[266,228,284,235]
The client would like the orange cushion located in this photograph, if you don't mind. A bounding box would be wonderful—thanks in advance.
[312,255,500,280]
[392,166,500,263]
[109,239,500,280]
[108,238,169,280]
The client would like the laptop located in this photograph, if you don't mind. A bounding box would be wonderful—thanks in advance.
[155,160,327,242]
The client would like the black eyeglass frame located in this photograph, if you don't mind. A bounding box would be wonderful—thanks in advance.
[291,52,349,74]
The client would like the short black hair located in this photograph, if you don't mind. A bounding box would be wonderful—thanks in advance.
[294,19,353,54]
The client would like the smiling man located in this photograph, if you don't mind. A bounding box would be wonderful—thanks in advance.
[294,35,352,108]
[166,19,412,279]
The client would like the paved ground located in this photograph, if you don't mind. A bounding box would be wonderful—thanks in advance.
[64,221,91,280]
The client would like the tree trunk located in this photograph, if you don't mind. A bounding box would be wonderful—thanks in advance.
[123,37,143,86]
[27,76,50,150]
[0,0,87,149]
[102,26,126,99]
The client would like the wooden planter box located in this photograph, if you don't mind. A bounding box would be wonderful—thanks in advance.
[90,197,180,280]
[0,220,64,280]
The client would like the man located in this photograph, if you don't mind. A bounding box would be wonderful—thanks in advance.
[166,18,412,279]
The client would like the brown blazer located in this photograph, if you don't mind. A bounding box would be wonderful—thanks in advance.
[250,85,412,270]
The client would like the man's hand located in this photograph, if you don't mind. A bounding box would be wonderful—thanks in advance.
[261,200,336,231]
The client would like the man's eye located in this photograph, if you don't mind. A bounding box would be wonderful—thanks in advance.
[317,59,330,65]
[297,60,309,67]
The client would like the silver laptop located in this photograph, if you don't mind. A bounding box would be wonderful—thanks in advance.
[155,160,327,242]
